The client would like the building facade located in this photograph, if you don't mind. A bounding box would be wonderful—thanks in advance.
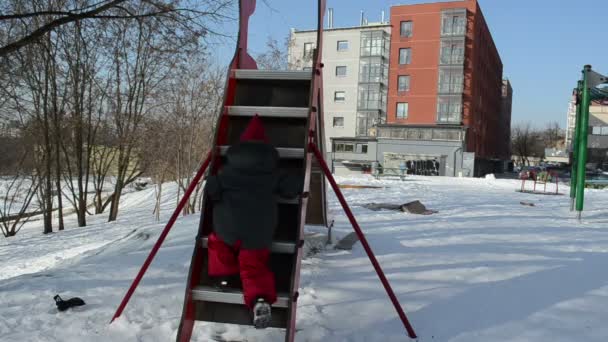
[289,21,391,154]
[383,0,508,176]
[565,99,577,150]
[565,99,608,169]
[288,0,509,177]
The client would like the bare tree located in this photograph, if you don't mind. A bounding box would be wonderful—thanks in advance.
[0,0,233,57]
[0,172,40,238]
[541,121,565,149]
[0,0,234,231]
[0,133,39,237]
[257,34,309,71]
[166,61,223,215]
[511,122,544,166]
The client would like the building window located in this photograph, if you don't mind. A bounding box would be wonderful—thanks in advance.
[334,91,345,102]
[438,68,464,93]
[396,102,409,119]
[399,48,411,65]
[333,117,344,127]
[359,59,385,83]
[441,11,466,36]
[398,75,410,92]
[591,126,608,135]
[360,30,387,57]
[400,21,413,37]
[337,40,349,51]
[439,40,465,65]
[437,96,462,123]
[334,143,355,152]
[358,84,384,111]
[334,142,368,154]
[335,66,347,77]
[303,42,314,59]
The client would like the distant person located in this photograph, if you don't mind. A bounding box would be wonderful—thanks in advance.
[204,114,301,329]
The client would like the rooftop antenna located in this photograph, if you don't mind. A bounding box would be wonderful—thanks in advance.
[360,10,364,26]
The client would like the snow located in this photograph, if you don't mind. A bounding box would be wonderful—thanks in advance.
[1,175,608,341]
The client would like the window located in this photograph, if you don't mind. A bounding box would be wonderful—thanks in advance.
[334,91,345,102]
[396,102,409,119]
[358,84,384,111]
[334,142,368,154]
[398,75,411,92]
[591,126,608,135]
[437,96,462,123]
[359,59,385,83]
[399,48,411,65]
[333,117,344,127]
[360,30,386,57]
[335,66,347,77]
[440,40,464,65]
[337,40,349,51]
[438,68,464,93]
[303,43,314,59]
[441,12,466,36]
[334,143,353,152]
[400,21,413,37]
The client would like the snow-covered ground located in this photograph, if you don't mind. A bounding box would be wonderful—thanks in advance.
[1,175,607,341]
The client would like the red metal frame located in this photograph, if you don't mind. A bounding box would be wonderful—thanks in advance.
[520,171,560,195]
[309,142,417,339]
[110,151,212,323]
[286,2,326,341]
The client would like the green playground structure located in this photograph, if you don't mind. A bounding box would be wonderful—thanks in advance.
[569,65,608,220]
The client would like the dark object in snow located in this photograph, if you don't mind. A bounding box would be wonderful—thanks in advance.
[54,295,86,311]
[363,200,438,215]
[335,232,359,250]
[520,201,535,207]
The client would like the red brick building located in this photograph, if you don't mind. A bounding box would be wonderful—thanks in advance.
[385,0,509,174]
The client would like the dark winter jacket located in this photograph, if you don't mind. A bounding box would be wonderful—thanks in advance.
[205,142,302,249]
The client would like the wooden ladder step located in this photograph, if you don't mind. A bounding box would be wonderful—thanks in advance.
[201,237,297,254]
[234,70,312,81]
[218,146,305,159]
[191,286,290,308]
[227,106,309,118]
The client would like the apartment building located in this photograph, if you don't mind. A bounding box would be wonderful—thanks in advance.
[379,0,508,176]
[289,15,390,163]
[565,101,608,169]
[289,0,510,176]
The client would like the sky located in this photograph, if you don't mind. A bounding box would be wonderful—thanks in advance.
[210,0,608,128]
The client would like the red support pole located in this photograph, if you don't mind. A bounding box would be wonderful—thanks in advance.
[308,142,418,339]
[111,151,213,323]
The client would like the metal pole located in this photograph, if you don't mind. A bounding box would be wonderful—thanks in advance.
[570,81,583,210]
[309,142,418,339]
[575,65,592,219]
[111,151,212,323]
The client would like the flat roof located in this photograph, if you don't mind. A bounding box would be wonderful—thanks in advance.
[293,23,391,34]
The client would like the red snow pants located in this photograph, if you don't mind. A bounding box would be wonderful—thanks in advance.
[207,232,277,308]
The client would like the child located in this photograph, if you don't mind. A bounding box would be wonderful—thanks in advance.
[205,114,301,329]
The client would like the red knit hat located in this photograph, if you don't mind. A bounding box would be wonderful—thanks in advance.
[240,114,269,143]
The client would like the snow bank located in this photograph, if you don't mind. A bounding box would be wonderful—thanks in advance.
[1,176,608,341]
